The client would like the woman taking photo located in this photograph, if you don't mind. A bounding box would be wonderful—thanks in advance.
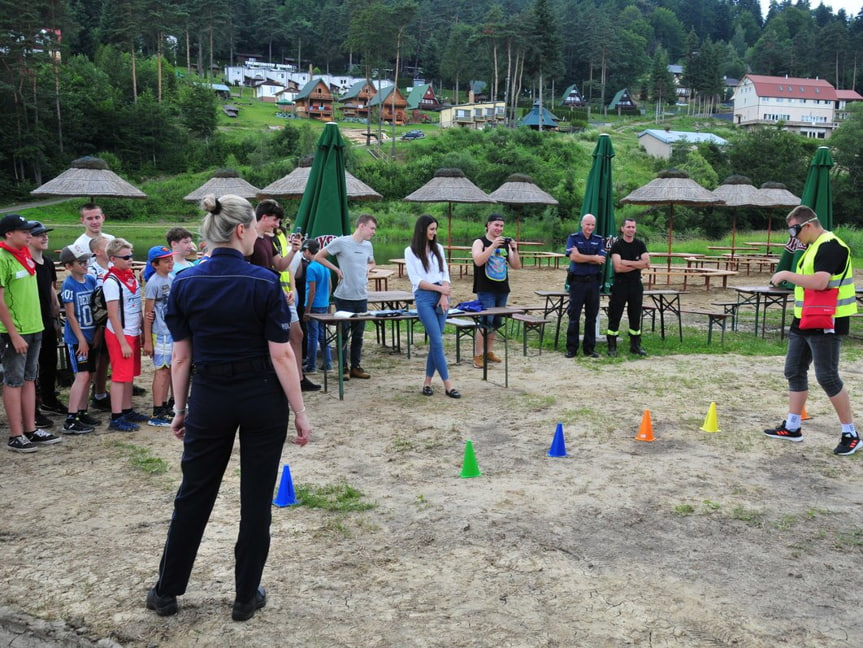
[146,194,312,622]
[405,215,461,398]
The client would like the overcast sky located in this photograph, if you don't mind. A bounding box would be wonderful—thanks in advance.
[760,0,862,17]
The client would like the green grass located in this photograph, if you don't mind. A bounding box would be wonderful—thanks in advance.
[108,441,170,475]
[295,481,376,512]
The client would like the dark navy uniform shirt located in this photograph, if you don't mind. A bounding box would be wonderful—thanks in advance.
[565,231,606,276]
[166,247,291,365]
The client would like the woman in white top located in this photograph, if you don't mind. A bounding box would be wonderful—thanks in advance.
[404,215,460,398]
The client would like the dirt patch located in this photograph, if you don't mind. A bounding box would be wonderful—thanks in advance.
[2,265,862,647]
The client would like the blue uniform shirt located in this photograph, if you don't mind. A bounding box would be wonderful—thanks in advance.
[166,247,291,365]
[565,231,606,276]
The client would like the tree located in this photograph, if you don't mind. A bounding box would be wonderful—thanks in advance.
[649,46,675,115]
[828,104,863,226]
[440,23,476,104]
[522,0,563,130]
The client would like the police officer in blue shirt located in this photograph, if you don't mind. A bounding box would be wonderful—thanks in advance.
[564,214,606,358]
[146,194,312,622]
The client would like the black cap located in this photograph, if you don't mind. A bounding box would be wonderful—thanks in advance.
[29,221,53,236]
[0,215,37,236]
[486,213,505,223]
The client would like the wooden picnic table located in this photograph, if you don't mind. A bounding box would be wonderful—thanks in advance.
[642,266,736,291]
[367,268,393,291]
[744,241,788,251]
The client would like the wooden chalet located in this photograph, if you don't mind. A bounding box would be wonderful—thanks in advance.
[369,85,407,125]
[294,78,334,121]
[561,83,584,107]
[340,81,377,119]
[609,88,638,114]
[405,84,442,111]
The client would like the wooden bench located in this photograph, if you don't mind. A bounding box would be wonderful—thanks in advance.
[644,267,737,291]
[682,309,730,344]
[510,313,551,357]
[445,318,478,363]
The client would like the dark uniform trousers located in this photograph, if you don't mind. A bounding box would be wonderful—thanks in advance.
[607,278,643,335]
[156,365,289,603]
[566,274,600,355]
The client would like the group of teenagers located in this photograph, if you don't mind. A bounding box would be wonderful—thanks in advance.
[2,195,858,623]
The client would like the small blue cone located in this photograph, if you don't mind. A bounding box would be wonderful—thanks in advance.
[547,423,567,457]
[273,464,298,507]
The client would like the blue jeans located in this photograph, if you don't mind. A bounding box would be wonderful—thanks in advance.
[477,291,508,332]
[305,307,331,370]
[415,289,449,381]
[334,297,367,369]
[785,329,844,397]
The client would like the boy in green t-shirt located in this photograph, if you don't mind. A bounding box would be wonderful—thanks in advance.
[0,215,62,452]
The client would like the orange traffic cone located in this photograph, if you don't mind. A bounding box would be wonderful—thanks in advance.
[635,410,655,442]
[801,406,812,421]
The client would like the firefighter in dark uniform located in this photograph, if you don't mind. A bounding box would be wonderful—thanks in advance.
[606,218,650,356]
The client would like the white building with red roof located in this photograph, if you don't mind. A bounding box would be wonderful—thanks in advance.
[733,74,862,139]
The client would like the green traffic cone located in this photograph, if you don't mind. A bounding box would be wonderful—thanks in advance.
[461,439,481,478]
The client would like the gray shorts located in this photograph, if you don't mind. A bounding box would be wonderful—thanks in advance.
[2,332,42,387]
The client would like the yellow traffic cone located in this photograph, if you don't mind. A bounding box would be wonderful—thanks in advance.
[700,402,720,433]
[635,410,655,442]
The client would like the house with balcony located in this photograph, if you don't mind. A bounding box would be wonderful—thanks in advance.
[340,80,377,119]
[369,85,407,125]
[294,78,334,121]
[439,101,506,128]
[733,74,863,139]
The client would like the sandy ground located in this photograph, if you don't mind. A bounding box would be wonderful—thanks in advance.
[2,265,863,648]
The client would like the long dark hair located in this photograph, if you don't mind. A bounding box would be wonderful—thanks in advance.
[409,214,444,273]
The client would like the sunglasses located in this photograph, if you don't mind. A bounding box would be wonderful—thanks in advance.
[113,254,134,260]
[788,217,817,238]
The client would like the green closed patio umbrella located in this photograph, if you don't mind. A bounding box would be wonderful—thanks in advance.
[294,123,353,245]
[775,146,834,285]
[582,134,616,293]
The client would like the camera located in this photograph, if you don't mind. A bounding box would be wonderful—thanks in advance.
[502,237,512,247]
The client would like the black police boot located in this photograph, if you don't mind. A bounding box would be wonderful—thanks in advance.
[606,335,618,357]
[629,334,647,356]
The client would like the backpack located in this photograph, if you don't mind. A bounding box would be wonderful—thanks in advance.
[90,275,123,328]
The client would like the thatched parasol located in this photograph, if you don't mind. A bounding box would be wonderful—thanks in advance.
[489,173,558,242]
[30,156,147,201]
[183,169,260,202]
[712,175,765,256]
[620,168,724,273]
[757,182,801,245]
[258,156,382,201]
[403,168,496,257]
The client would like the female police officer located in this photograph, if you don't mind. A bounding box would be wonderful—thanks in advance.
[146,194,312,621]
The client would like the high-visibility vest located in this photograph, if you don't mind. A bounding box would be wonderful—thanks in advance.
[274,231,292,295]
[794,231,857,319]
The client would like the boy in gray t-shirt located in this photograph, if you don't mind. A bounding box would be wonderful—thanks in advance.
[142,246,175,426]
[313,214,377,378]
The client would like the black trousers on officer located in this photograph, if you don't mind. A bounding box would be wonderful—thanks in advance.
[156,366,288,603]
[566,275,600,355]
[607,279,643,334]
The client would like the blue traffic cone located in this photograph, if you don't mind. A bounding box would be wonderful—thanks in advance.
[548,422,567,457]
[273,464,298,507]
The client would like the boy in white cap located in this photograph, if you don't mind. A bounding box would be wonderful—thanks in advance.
[59,246,100,434]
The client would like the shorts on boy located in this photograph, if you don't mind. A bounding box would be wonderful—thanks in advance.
[67,343,95,374]
[1,332,42,387]
[104,329,141,382]
[151,333,173,369]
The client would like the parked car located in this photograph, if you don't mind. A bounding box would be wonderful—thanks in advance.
[401,129,425,140]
